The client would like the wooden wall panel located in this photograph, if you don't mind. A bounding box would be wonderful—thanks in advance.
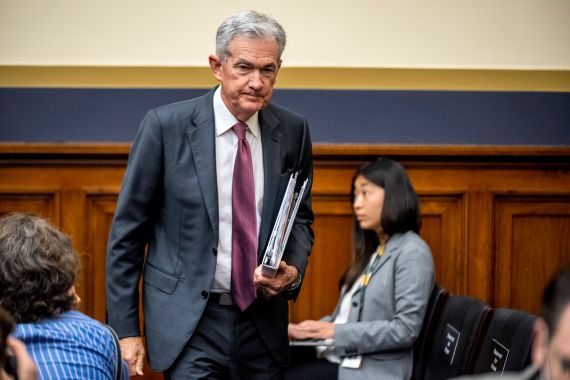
[290,196,354,321]
[418,194,465,295]
[82,191,119,321]
[0,190,59,223]
[495,196,570,315]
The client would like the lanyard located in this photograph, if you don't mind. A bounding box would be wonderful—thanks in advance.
[357,245,385,320]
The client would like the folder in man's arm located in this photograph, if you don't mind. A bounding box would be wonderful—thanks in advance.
[261,174,296,271]
[262,173,308,277]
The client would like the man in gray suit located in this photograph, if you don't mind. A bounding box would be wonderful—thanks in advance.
[453,266,570,380]
[106,10,314,380]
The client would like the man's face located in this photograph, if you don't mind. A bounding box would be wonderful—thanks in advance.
[537,306,570,379]
[209,35,281,122]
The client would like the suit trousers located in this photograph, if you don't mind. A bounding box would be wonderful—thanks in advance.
[163,300,282,380]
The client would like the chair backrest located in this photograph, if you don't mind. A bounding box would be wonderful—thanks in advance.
[422,294,493,380]
[411,283,449,380]
[469,308,536,375]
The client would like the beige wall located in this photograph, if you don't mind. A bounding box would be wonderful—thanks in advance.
[1,0,569,69]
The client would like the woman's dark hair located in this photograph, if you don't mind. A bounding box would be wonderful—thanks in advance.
[0,213,79,323]
[340,158,421,290]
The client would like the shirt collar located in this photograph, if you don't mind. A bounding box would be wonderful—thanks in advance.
[213,86,260,138]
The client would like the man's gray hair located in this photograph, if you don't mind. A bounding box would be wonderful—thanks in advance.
[216,10,286,62]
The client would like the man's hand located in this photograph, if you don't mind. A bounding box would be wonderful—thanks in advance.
[119,336,145,377]
[288,320,335,340]
[254,261,298,298]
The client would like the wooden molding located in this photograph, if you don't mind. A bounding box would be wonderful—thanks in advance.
[1,142,569,161]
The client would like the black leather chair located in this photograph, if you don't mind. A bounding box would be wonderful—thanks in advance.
[411,283,449,380]
[421,294,493,380]
[469,308,536,375]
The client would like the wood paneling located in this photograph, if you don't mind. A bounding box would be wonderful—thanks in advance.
[418,194,465,295]
[290,196,354,321]
[83,191,119,321]
[495,196,570,315]
[1,143,569,379]
[0,189,59,222]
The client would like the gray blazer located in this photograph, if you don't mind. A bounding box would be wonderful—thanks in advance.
[106,88,314,372]
[325,231,435,380]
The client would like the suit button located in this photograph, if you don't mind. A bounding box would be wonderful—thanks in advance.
[352,301,358,307]
[201,291,208,299]
[212,247,217,255]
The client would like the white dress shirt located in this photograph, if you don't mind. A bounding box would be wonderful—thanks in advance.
[211,86,264,293]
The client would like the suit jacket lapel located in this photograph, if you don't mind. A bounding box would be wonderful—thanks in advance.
[370,248,393,277]
[350,243,396,311]
[187,90,219,242]
[258,107,282,259]
[350,249,392,300]
[370,233,406,277]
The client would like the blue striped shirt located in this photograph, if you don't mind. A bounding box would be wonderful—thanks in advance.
[15,311,129,380]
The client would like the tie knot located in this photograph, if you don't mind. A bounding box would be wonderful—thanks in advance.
[232,122,248,140]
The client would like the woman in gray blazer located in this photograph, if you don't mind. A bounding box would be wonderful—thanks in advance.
[287,158,435,380]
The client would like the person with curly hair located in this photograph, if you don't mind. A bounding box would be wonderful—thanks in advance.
[0,212,128,380]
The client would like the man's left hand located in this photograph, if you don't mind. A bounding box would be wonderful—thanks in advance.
[254,261,298,298]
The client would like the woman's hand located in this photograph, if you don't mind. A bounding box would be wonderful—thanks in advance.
[288,320,335,340]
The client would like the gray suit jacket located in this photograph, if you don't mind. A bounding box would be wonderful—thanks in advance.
[106,88,314,371]
[325,231,434,380]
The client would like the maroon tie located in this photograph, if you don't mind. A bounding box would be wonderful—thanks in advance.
[231,122,257,311]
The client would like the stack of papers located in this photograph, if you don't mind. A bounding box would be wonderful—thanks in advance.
[261,172,308,277]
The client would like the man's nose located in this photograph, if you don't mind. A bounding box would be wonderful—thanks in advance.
[248,71,263,89]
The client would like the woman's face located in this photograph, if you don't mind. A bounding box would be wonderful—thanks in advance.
[353,175,385,235]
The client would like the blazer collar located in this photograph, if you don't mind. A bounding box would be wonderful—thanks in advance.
[258,106,282,257]
[186,88,219,242]
[365,232,409,278]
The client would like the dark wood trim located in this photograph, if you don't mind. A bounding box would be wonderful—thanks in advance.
[1,142,569,160]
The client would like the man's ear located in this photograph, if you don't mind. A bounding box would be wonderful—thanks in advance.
[209,55,223,81]
[532,318,548,366]
[68,285,81,309]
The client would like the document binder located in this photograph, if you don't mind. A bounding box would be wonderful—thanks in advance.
[261,172,308,277]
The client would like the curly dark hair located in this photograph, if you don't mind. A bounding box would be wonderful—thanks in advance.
[0,213,79,323]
